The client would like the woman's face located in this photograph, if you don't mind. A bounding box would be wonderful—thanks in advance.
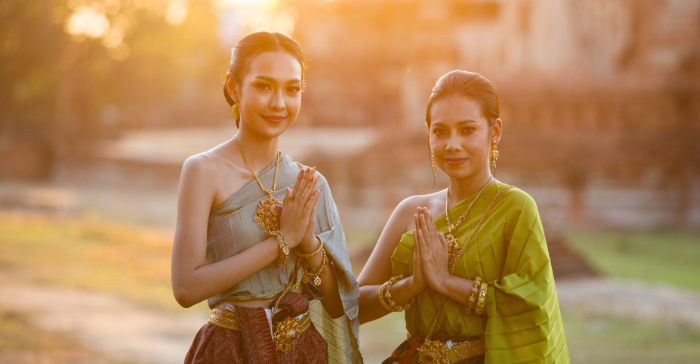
[226,51,302,138]
[429,95,501,180]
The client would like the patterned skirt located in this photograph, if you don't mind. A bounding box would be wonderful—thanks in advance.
[184,292,328,364]
[382,332,485,364]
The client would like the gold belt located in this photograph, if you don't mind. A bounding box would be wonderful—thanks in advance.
[408,333,485,363]
[208,307,312,353]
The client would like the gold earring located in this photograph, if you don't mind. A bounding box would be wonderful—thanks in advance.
[231,104,239,120]
[491,143,499,172]
[430,150,437,177]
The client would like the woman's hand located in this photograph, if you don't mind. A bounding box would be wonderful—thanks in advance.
[410,210,427,292]
[415,207,451,294]
[298,194,319,253]
[278,167,320,248]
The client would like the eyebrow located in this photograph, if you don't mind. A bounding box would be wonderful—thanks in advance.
[253,76,302,84]
[432,119,479,127]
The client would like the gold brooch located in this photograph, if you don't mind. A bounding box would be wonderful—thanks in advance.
[273,316,300,353]
[253,190,282,237]
[417,339,449,364]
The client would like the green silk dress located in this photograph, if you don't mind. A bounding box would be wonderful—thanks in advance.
[391,183,570,363]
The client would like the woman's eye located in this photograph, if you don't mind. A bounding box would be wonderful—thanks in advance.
[287,87,300,93]
[434,129,446,135]
[256,83,272,91]
[462,127,475,134]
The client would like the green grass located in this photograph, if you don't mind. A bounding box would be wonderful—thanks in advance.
[563,308,700,364]
[0,213,207,312]
[565,231,700,291]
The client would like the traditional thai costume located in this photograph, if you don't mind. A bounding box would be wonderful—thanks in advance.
[184,152,362,364]
[384,183,569,364]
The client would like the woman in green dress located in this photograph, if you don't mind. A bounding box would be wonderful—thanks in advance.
[358,70,570,364]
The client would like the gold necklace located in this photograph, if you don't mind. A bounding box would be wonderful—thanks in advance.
[234,137,281,237]
[444,176,494,266]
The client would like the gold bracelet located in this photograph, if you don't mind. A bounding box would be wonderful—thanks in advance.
[475,282,488,315]
[273,230,290,274]
[302,248,328,286]
[297,235,324,259]
[465,277,482,314]
[383,275,415,312]
[378,281,393,311]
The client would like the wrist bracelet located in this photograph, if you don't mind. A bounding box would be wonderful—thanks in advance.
[475,282,488,315]
[273,230,290,273]
[378,281,393,312]
[297,234,324,259]
[465,277,482,314]
[302,248,328,286]
[382,275,415,312]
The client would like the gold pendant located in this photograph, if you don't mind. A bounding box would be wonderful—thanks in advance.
[313,276,322,286]
[446,233,460,266]
[301,271,309,284]
[253,190,282,237]
[273,316,300,353]
[417,339,449,364]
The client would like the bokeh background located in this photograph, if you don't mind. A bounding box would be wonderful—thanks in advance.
[1,0,700,363]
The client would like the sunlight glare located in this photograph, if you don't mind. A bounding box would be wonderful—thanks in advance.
[65,6,110,38]
[165,0,189,25]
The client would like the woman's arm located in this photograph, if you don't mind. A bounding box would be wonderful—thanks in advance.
[171,157,318,308]
[357,199,426,324]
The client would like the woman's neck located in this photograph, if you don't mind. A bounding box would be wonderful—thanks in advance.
[233,125,279,171]
[447,168,494,206]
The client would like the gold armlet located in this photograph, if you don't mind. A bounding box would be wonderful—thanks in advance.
[464,277,482,314]
[474,282,488,315]
[383,275,415,312]
[273,230,290,274]
[297,234,324,259]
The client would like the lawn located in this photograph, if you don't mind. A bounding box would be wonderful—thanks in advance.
[565,230,700,292]
[563,308,700,364]
[0,213,204,312]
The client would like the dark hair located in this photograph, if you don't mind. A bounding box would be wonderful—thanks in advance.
[425,70,499,129]
[223,32,306,128]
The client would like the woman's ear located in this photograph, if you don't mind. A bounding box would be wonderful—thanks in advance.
[225,74,238,102]
[492,118,503,144]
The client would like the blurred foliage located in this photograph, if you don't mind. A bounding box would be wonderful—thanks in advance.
[0,0,227,138]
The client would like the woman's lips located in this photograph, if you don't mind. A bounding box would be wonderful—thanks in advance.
[262,115,287,124]
[444,158,468,166]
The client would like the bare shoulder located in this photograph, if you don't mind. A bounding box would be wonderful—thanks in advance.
[395,190,446,217]
[181,152,219,181]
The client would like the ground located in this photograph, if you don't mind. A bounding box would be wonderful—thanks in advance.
[1,199,699,363]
